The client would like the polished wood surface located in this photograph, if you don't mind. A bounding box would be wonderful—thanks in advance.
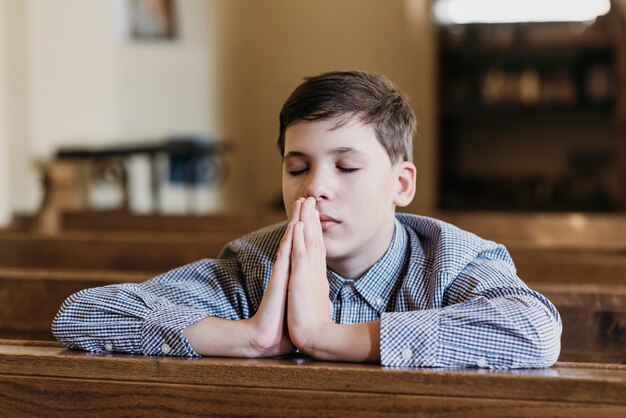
[0,340,624,417]
[0,231,232,271]
[0,232,623,284]
[437,212,626,251]
[61,210,286,234]
[539,283,626,364]
[11,211,626,250]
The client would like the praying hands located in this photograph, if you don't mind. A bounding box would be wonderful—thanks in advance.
[183,197,381,362]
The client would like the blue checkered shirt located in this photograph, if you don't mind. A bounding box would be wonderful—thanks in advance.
[53,214,562,368]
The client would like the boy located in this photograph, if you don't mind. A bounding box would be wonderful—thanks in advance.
[53,70,561,368]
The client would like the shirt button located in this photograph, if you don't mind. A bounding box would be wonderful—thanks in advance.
[104,343,112,351]
[401,348,413,360]
[376,298,384,307]
[476,358,488,368]
[345,285,355,295]
[161,343,171,355]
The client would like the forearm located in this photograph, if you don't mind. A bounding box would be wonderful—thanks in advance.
[303,320,381,363]
[380,294,561,368]
[183,316,259,358]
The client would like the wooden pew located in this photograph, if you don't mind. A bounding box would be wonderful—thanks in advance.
[7,210,286,235]
[61,210,286,234]
[0,340,624,417]
[0,268,149,340]
[1,267,623,364]
[0,228,624,283]
[438,212,626,251]
[13,210,625,250]
[0,231,234,271]
[536,283,626,364]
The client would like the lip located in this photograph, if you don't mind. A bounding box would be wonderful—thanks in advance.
[319,214,341,231]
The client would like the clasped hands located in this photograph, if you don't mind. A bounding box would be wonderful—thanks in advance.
[184,197,380,362]
[248,197,335,359]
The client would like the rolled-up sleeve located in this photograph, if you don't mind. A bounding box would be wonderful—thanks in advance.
[380,257,562,368]
[52,257,251,356]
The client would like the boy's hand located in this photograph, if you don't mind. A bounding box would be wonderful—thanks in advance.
[246,199,304,357]
[287,197,334,352]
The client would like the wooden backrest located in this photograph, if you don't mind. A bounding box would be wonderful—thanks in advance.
[14,210,626,250]
[436,212,626,250]
[0,340,624,416]
[60,210,286,235]
[0,268,149,340]
[1,232,623,285]
[0,231,235,271]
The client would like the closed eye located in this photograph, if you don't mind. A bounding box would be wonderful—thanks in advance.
[337,167,360,173]
[287,168,308,176]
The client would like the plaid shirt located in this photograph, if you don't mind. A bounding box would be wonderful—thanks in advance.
[53,214,562,368]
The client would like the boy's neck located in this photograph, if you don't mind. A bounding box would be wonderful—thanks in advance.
[326,218,396,280]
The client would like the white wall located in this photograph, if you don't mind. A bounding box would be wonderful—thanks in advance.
[3,0,222,215]
[0,0,10,226]
[214,0,438,213]
[0,0,32,222]
[1,0,438,218]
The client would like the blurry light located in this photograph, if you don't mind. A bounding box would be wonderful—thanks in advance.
[433,0,611,24]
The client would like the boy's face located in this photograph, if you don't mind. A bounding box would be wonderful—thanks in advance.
[282,119,415,274]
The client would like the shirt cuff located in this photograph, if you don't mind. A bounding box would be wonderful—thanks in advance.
[380,309,440,367]
[141,304,209,356]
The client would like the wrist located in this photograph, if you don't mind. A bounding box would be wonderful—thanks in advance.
[297,322,338,359]
[244,317,273,357]
[299,321,381,363]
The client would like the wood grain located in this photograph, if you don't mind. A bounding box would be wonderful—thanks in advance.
[0,232,232,271]
[1,375,624,417]
[0,341,624,417]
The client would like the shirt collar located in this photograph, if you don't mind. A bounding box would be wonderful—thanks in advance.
[327,218,409,313]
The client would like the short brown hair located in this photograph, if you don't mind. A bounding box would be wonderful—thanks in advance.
[277,70,416,163]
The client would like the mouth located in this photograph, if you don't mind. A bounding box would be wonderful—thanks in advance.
[319,214,341,231]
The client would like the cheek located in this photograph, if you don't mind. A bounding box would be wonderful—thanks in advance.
[282,178,300,215]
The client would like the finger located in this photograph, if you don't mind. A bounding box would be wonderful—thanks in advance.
[273,223,294,279]
[302,198,319,248]
[313,209,325,246]
[289,198,304,225]
[290,221,307,279]
[303,199,325,256]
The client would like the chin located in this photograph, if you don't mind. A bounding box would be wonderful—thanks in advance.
[323,239,352,262]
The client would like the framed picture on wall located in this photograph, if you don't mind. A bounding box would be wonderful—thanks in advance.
[129,0,176,40]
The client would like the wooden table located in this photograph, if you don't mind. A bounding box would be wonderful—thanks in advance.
[0,340,624,417]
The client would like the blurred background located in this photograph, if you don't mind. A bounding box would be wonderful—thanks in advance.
[0,0,624,227]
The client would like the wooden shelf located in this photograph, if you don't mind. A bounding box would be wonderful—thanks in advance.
[436,13,624,212]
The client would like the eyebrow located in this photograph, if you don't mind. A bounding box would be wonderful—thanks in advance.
[284,147,364,159]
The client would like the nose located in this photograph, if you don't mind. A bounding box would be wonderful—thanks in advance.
[303,166,332,201]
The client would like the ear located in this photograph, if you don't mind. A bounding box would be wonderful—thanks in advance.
[393,161,416,208]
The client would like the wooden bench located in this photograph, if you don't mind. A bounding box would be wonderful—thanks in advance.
[11,210,625,250]
[8,210,286,235]
[0,228,624,283]
[0,268,149,340]
[60,210,286,234]
[0,231,233,271]
[1,267,623,364]
[0,340,624,416]
[437,212,626,251]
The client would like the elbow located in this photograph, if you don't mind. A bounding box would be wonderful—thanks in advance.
[531,333,561,367]
[527,306,562,367]
[51,289,83,345]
